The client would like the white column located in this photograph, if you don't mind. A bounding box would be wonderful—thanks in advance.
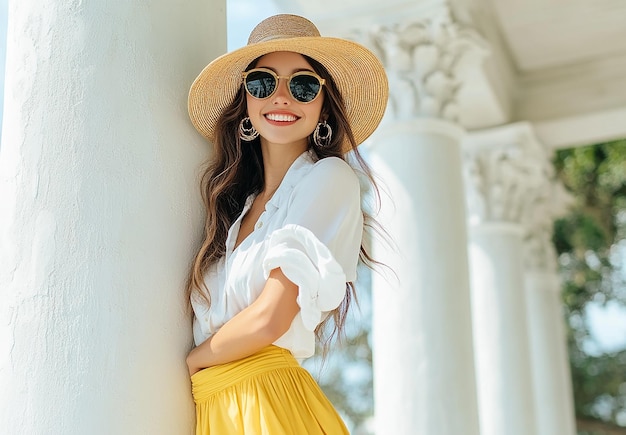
[364,15,486,435]
[370,119,480,435]
[464,122,555,435]
[468,223,537,435]
[525,272,577,435]
[0,0,6,141]
[524,186,577,435]
[0,1,225,433]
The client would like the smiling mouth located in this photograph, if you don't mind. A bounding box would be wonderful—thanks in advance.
[265,113,299,122]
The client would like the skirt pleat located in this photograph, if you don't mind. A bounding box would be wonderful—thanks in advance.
[191,345,349,435]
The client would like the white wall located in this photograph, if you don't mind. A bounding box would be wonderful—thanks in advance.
[0,0,225,432]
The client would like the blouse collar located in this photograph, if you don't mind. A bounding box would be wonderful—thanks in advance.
[225,150,317,255]
[264,150,317,212]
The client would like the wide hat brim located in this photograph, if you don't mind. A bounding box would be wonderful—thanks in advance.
[188,36,389,152]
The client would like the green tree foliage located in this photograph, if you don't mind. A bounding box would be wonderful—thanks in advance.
[553,139,626,432]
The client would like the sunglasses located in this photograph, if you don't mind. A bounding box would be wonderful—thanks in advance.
[242,68,325,103]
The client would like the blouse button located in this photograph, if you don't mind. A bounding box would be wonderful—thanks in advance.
[256,221,263,229]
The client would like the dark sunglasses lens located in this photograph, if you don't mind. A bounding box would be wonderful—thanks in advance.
[245,71,276,98]
[290,74,322,102]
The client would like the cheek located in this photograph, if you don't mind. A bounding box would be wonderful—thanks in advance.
[313,95,325,120]
[308,101,324,124]
[245,95,255,114]
[316,93,325,113]
[245,97,263,122]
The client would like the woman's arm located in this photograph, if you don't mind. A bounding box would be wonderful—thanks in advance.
[186,267,300,375]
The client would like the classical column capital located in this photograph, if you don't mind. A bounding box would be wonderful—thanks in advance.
[353,15,488,123]
[463,123,553,226]
[522,180,573,272]
[463,122,574,271]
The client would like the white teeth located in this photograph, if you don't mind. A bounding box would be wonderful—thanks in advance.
[266,113,297,122]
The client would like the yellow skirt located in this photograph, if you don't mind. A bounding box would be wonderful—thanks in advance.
[190,345,349,435]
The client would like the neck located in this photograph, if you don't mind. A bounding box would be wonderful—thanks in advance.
[260,139,308,196]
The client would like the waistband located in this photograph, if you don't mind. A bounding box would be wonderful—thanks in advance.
[190,345,301,401]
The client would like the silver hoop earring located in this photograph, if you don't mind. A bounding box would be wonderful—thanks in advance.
[313,121,332,147]
[239,117,259,141]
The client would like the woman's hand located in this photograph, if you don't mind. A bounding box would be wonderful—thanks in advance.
[186,346,204,376]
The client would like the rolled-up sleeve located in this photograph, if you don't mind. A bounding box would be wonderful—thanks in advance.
[261,157,363,331]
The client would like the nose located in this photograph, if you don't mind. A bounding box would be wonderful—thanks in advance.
[271,77,291,104]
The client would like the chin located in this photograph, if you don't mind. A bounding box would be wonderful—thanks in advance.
[262,135,309,148]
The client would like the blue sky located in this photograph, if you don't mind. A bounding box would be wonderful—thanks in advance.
[227,0,281,50]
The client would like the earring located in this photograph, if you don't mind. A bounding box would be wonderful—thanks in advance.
[313,121,332,147]
[239,117,259,141]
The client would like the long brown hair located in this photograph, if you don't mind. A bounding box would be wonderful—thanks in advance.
[186,53,382,346]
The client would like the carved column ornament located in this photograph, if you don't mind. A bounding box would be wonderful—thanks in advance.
[463,122,573,271]
[355,16,488,122]
[464,123,552,224]
[522,181,572,272]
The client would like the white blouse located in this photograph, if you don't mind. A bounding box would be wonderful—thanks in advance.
[191,150,363,360]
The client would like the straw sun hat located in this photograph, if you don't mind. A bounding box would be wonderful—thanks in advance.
[188,14,389,151]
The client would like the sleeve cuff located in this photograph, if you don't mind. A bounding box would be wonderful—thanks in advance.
[262,224,347,331]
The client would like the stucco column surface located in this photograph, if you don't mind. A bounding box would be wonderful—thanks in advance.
[369,118,480,435]
[361,15,486,435]
[523,183,577,435]
[464,122,569,435]
[468,223,537,435]
[0,1,225,433]
[525,271,577,435]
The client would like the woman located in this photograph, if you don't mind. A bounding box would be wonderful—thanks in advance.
[186,14,388,434]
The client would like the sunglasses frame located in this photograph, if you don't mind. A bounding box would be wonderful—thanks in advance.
[241,67,326,104]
